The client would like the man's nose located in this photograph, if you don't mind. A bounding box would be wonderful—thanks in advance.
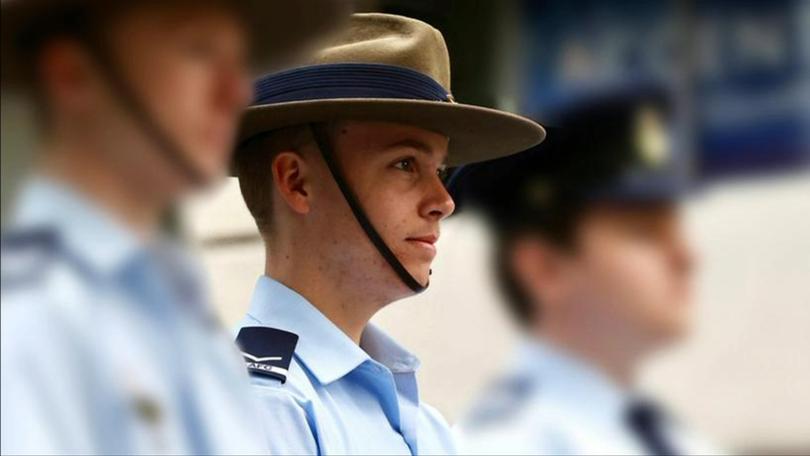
[421,173,456,220]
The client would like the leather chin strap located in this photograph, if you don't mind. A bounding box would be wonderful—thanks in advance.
[309,123,429,294]
[78,33,208,187]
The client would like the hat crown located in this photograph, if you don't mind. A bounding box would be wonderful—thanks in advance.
[310,13,451,91]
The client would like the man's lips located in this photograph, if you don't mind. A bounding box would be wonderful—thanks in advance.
[405,234,439,257]
[406,234,438,245]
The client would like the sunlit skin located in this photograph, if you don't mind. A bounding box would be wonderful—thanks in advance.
[265,121,455,343]
[37,3,251,233]
[511,203,696,385]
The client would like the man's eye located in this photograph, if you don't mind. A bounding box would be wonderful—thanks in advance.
[394,158,415,172]
[437,165,449,181]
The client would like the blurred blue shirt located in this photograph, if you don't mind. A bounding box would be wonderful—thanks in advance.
[1,177,268,454]
[236,276,456,455]
[455,339,719,455]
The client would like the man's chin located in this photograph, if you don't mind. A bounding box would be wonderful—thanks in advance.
[402,262,432,289]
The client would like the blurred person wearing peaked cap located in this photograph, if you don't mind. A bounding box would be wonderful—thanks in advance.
[450,86,721,455]
[0,0,349,454]
[229,13,545,455]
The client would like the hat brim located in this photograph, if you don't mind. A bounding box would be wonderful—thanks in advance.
[1,0,350,87]
[235,98,546,168]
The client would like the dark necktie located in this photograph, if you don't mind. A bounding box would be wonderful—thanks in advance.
[625,400,680,456]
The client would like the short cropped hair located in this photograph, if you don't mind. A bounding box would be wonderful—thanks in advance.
[234,124,316,239]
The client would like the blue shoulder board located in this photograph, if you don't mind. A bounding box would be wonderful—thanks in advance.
[235,326,299,383]
[1,227,59,288]
[462,376,537,429]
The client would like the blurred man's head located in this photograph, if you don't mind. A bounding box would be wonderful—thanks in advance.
[237,120,454,303]
[32,2,251,196]
[449,86,695,362]
[502,200,695,351]
[2,0,349,213]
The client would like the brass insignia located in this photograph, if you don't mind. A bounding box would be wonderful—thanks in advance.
[133,395,163,425]
[634,105,671,168]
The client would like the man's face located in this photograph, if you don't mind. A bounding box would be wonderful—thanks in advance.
[563,203,695,346]
[108,4,251,184]
[41,3,251,193]
[310,121,454,298]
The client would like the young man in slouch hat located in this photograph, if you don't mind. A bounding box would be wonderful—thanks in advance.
[231,13,546,455]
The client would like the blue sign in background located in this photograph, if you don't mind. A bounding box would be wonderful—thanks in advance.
[519,0,809,180]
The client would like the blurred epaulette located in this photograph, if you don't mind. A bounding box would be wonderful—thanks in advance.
[461,376,536,429]
[1,227,59,289]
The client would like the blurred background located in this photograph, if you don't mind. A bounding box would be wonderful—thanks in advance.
[2,0,808,454]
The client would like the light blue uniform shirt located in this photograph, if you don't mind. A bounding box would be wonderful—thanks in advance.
[1,177,268,455]
[455,339,719,455]
[236,276,456,455]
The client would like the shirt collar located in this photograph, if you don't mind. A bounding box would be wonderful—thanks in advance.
[513,338,632,420]
[11,176,143,276]
[246,275,420,384]
[361,324,421,374]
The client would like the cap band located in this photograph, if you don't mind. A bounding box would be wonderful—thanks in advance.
[254,63,451,105]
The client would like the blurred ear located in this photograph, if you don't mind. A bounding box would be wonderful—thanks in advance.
[37,39,98,113]
[271,151,311,215]
[510,235,569,312]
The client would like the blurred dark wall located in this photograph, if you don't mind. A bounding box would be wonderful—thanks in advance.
[361,0,511,109]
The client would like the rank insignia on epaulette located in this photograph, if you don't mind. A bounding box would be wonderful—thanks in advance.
[235,326,299,383]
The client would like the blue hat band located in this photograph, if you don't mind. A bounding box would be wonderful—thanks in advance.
[253,63,451,105]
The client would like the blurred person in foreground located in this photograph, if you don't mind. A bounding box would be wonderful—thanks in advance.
[229,13,545,455]
[450,87,720,455]
[0,0,347,453]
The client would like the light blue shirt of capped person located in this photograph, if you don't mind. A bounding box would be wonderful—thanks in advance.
[234,275,457,455]
[455,339,721,456]
[1,176,269,455]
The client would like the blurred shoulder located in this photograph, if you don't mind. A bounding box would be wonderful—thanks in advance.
[1,226,93,300]
[458,373,539,431]
[456,373,580,454]
[1,227,98,363]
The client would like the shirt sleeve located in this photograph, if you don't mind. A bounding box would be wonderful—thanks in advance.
[249,377,320,455]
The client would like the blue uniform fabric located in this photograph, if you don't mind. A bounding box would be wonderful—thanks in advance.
[1,177,268,455]
[455,339,719,455]
[235,275,456,455]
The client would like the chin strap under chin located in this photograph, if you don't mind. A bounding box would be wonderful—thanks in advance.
[309,123,429,294]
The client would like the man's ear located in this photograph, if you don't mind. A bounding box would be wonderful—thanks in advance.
[37,39,98,114]
[510,235,568,311]
[271,151,311,215]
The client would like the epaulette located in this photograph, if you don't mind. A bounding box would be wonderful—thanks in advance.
[235,326,299,383]
[1,227,59,288]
